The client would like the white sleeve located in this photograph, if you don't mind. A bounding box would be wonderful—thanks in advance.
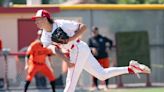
[40,30,52,47]
[66,20,79,31]
[56,20,80,37]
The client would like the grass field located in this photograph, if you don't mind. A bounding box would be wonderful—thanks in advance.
[107,87,164,92]
[1,87,164,92]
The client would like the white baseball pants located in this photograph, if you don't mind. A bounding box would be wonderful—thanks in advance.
[64,41,129,92]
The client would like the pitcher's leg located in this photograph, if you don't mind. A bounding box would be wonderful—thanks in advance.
[83,53,129,80]
[64,45,89,92]
[64,62,85,92]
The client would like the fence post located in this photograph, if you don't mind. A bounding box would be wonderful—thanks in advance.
[2,48,10,90]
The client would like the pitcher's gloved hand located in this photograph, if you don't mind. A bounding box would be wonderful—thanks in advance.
[51,27,69,44]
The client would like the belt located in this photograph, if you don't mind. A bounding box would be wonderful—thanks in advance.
[33,61,44,65]
[71,39,80,49]
[53,39,80,51]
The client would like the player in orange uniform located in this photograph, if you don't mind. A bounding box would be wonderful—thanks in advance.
[24,38,56,92]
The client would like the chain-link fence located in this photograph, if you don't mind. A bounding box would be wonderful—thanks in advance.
[0,52,68,90]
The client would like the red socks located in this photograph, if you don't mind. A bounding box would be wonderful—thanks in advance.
[128,67,134,74]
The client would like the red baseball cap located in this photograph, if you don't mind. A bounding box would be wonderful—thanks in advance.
[32,9,51,20]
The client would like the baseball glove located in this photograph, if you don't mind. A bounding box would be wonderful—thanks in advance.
[51,27,69,44]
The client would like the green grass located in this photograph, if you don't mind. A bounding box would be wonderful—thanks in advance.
[3,87,164,92]
[108,87,164,92]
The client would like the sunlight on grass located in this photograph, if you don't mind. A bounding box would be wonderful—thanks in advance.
[108,88,164,92]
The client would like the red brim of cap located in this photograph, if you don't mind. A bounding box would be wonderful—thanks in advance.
[31,16,43,20]
[32,16,37,20]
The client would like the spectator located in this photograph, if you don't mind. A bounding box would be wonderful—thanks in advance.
[88,26,113,90]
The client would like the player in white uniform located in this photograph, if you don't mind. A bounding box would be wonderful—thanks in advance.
[32,9,151,92]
